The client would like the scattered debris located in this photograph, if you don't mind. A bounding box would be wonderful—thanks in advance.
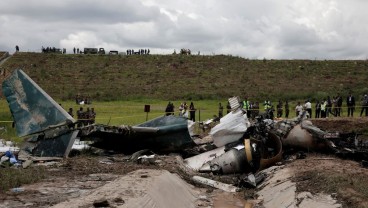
[192,175,240,193]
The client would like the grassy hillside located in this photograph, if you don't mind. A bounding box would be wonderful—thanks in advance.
[1,52,368,102]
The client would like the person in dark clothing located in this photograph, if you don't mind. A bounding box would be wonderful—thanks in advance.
[276,100,283,118]
[189,102,196,121]
[326,96,335,117]
[315,100,321,118]
[68,108,74,117]
[347,92,355,117]
[90,108,96,124]
[218,103,224,118]
[336,94,343,116]
[284,101,289,118]
[77,107,84,127]
[226,101,231,114]
[165,102,172,116]
[360,94,368,117]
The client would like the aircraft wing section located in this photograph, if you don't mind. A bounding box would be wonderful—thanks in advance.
[2,69,75,137]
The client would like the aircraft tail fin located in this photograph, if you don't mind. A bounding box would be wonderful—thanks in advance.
[2,69,75,137]
[2,69,77,158]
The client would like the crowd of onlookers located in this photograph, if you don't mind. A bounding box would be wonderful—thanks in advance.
[66,95,95,125]
[63,92,368,128]
[165,92,368,122]
[240,92,368,119]
[67,107,96,126]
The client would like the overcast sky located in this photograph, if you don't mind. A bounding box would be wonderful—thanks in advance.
[0,0,367,59]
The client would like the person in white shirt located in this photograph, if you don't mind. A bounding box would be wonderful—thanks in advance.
[295,102,303,116]
[304,100,312,118]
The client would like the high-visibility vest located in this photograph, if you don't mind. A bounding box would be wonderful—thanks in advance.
[243,100,250,110]
[264,101,271,110]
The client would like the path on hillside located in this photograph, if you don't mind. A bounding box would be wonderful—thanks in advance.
[0,52,11,67]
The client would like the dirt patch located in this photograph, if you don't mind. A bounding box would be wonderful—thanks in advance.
[290,154,368,208]
[311,117,368,134]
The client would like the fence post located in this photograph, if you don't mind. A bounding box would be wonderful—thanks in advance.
[199,108,201,121]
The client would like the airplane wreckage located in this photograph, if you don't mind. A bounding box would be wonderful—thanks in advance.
[2,69,368,176]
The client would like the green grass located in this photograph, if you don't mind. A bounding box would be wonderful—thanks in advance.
[2,53,368,102]
[0,167,47,193]
[0,99,228,142]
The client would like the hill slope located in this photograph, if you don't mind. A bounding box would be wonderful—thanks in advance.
[1,52,368,101]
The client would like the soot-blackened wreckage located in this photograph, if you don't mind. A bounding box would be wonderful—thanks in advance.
[2,69,368,174]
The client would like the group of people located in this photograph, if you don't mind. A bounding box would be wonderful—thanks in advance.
[165,92,367,124]
[295,93,360,118]
[165,101,196,121]
[67,107,96,126]
[126,49,150,55]
[239,92,367,120]
[75,95,92,105]
[42,46,65,54]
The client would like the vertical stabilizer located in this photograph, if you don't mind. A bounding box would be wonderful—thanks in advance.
[2,69,75,137]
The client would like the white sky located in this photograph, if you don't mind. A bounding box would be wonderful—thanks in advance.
[0,0,367,59]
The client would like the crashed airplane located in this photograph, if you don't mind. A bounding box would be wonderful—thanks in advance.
[2,69,368,174]
[2,69,195,159]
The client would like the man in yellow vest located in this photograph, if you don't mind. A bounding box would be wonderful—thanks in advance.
[243,97,251,118]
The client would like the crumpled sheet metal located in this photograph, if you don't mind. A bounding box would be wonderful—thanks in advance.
[2,69,75,137]
[2,69,77,158]
[282,120,329,151]
[210,109,251,147]
[83,115,195,154]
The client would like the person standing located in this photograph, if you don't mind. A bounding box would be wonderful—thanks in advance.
[321,100,327,118]
[360,94,368,117]
[90,108,96,124]
[218,103,224,118]
[182,102,188,118]
[336,94,343,116]
[242,97,250,118]
[347,92,355,117]
[295,102,303,117]
[304,99,312,118]
[226,101,231,114]
[277,100,283,118]
[284,100,289,118]
[67,108,74,117]
[189,102,196,121]
[315,100,321,118]
[77,107,84,127]
[326,96,334,117]
[165,102,172,116]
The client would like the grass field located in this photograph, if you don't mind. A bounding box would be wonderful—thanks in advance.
[0,99,229,143]
[0,97,365,144]
[1,52,368,102]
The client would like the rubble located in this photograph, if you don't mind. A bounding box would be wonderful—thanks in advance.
[192,175,240,193]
